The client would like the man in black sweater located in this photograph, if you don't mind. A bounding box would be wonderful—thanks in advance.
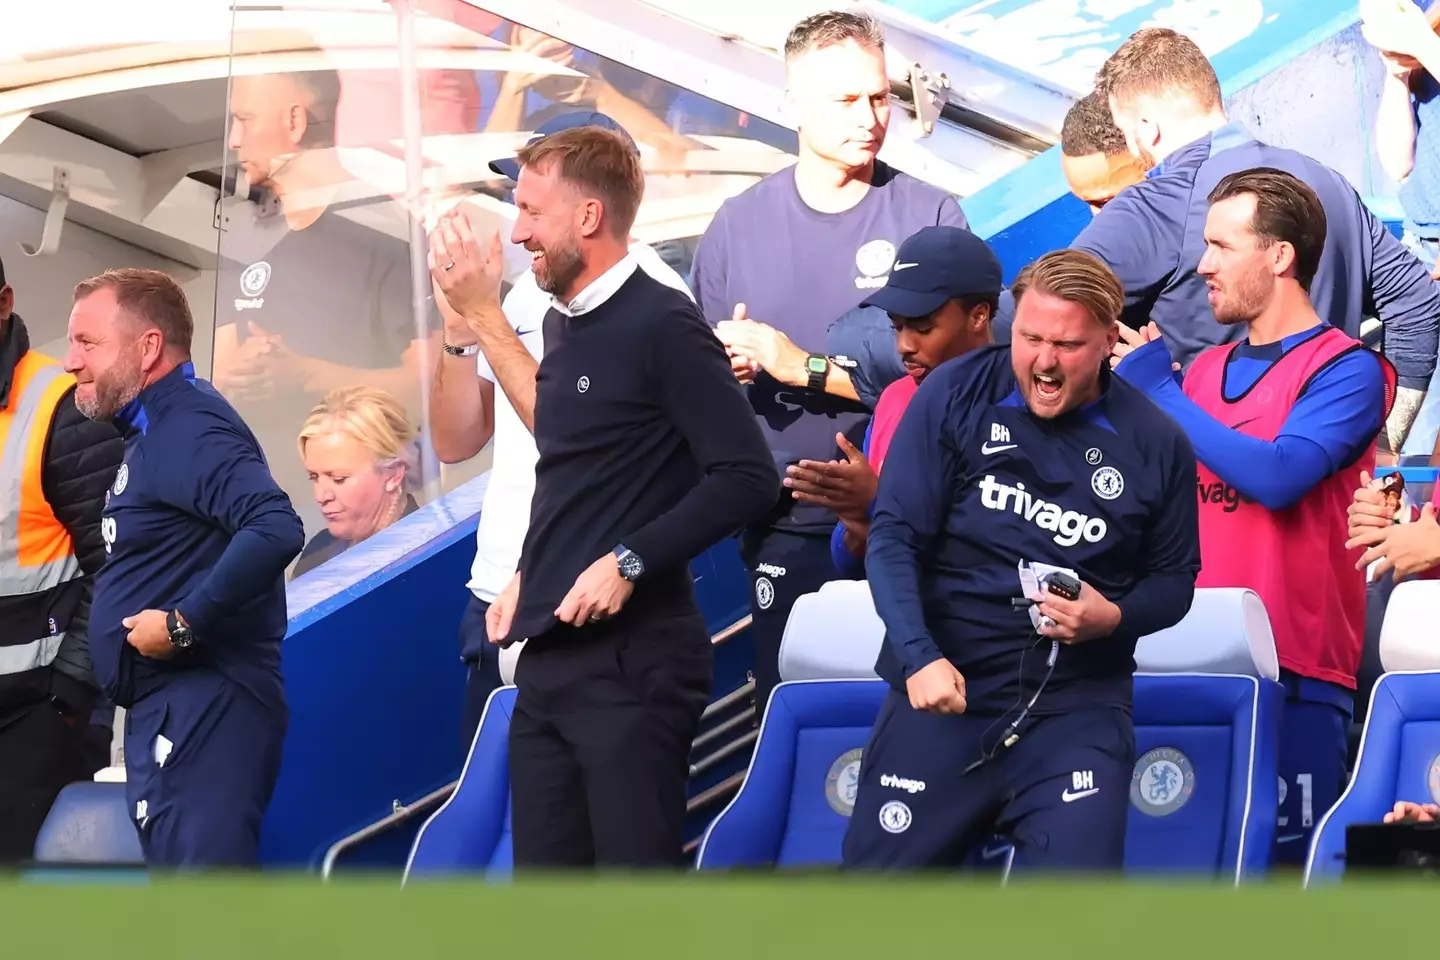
[429,125,777,868]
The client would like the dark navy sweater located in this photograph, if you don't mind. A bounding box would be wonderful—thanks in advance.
[998,123,1440,389]
[513,269,778,643]
[91,363,304,715]
[867,345,1201,715]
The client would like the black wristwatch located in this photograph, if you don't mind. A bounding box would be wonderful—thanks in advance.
[805,354,830,392]
[614,545,645,582]
[166,609,195,650]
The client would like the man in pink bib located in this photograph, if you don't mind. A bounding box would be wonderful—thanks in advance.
[781,226,1002,576]
[1114,167,1396,865]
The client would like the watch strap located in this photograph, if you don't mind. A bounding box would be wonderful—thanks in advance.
[166,609,194,648]
[443,338,480,357]
[806,354,829,392]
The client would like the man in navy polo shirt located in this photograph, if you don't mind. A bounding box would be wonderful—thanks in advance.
[996,27,1440,460]
[689,10,970,714]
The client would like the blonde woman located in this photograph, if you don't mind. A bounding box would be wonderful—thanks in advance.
[293,385,421,577]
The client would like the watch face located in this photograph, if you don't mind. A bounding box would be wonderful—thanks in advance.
[807,356,828,373]
[620,554,644,579]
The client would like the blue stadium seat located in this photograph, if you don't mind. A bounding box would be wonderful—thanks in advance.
[696,580,887,869]
[695,678,886,868]
[1306,580,1440,885]
[1126,588,1283,881]
[403,685,515,882]
[32,781,144,866]
[698,584,1283,877]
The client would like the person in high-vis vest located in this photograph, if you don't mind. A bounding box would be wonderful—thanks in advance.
[0,259,124,861]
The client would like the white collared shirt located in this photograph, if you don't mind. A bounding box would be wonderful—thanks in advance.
[467,242,691,602]
[549,253,639,317]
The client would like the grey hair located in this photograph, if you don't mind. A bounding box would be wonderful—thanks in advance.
[784,10,885,60]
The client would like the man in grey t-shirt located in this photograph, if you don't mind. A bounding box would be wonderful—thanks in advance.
[689,11,970,713]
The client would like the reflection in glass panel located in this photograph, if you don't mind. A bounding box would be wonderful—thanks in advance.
[208,1,799,575]
[419,5,799,287]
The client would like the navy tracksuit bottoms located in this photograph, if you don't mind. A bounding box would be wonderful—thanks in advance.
[124,669,284,868]
[842,689,1134,872]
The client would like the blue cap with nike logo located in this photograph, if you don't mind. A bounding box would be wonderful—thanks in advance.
[860,226,1003,319]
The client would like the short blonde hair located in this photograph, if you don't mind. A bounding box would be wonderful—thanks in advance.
[1010,250,1124,327]
[297,385,416,478]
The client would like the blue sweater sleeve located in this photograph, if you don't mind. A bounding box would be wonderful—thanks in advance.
[1115,339,1388,511]
[1071,186,1187,322]
[830,420,873,578]
[865,380,956,677]
[166,415,305,636]
[1358,194,1440,389]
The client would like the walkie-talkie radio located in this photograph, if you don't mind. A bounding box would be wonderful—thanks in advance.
[1044,570,1082,602]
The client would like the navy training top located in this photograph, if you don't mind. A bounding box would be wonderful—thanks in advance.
[91,363,304,715]
[867,345,1201,715]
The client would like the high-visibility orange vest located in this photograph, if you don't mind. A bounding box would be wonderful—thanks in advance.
[0,350,82,681]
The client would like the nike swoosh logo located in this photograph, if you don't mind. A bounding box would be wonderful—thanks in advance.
[1276,833,1306,843]
[1061,787,1099,803]
[980,845,1011,861]
[514,327,539,337]
[893,262,919,270]
[981,442,1017,455]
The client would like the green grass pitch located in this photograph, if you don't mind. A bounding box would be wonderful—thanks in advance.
[1,874,1434,956]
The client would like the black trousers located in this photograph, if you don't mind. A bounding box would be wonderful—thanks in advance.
[0,701,96,862]
[458,595,504,756]
[509,609,713,868]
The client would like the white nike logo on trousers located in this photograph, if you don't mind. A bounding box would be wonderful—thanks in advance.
[1061,787,1099,802]
[981,442,1017,455]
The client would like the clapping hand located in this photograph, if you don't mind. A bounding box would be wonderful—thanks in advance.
[785,433,878,523]
[428,205,505,321]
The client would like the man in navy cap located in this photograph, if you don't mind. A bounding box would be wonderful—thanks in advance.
[427,111,695,756]
[784,227,1002,577]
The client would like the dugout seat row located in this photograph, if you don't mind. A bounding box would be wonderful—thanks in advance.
[694,581,1283,881]
[1305,579,1440,884]
[406,582,1287,881]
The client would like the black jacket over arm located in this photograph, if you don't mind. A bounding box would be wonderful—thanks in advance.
[41,385,124,714]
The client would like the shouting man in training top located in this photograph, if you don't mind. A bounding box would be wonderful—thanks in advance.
[843,249,1200,873]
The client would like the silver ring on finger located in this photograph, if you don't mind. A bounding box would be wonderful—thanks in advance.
[589,613,603,623]
[443,261,456,271]
[1039,615,1056,631]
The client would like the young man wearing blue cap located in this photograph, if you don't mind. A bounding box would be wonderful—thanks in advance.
[784,227,1002,577]
[428,112,694,753]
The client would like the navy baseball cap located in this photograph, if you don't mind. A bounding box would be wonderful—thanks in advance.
[861,226,1004,318]
[488,111,638,181]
